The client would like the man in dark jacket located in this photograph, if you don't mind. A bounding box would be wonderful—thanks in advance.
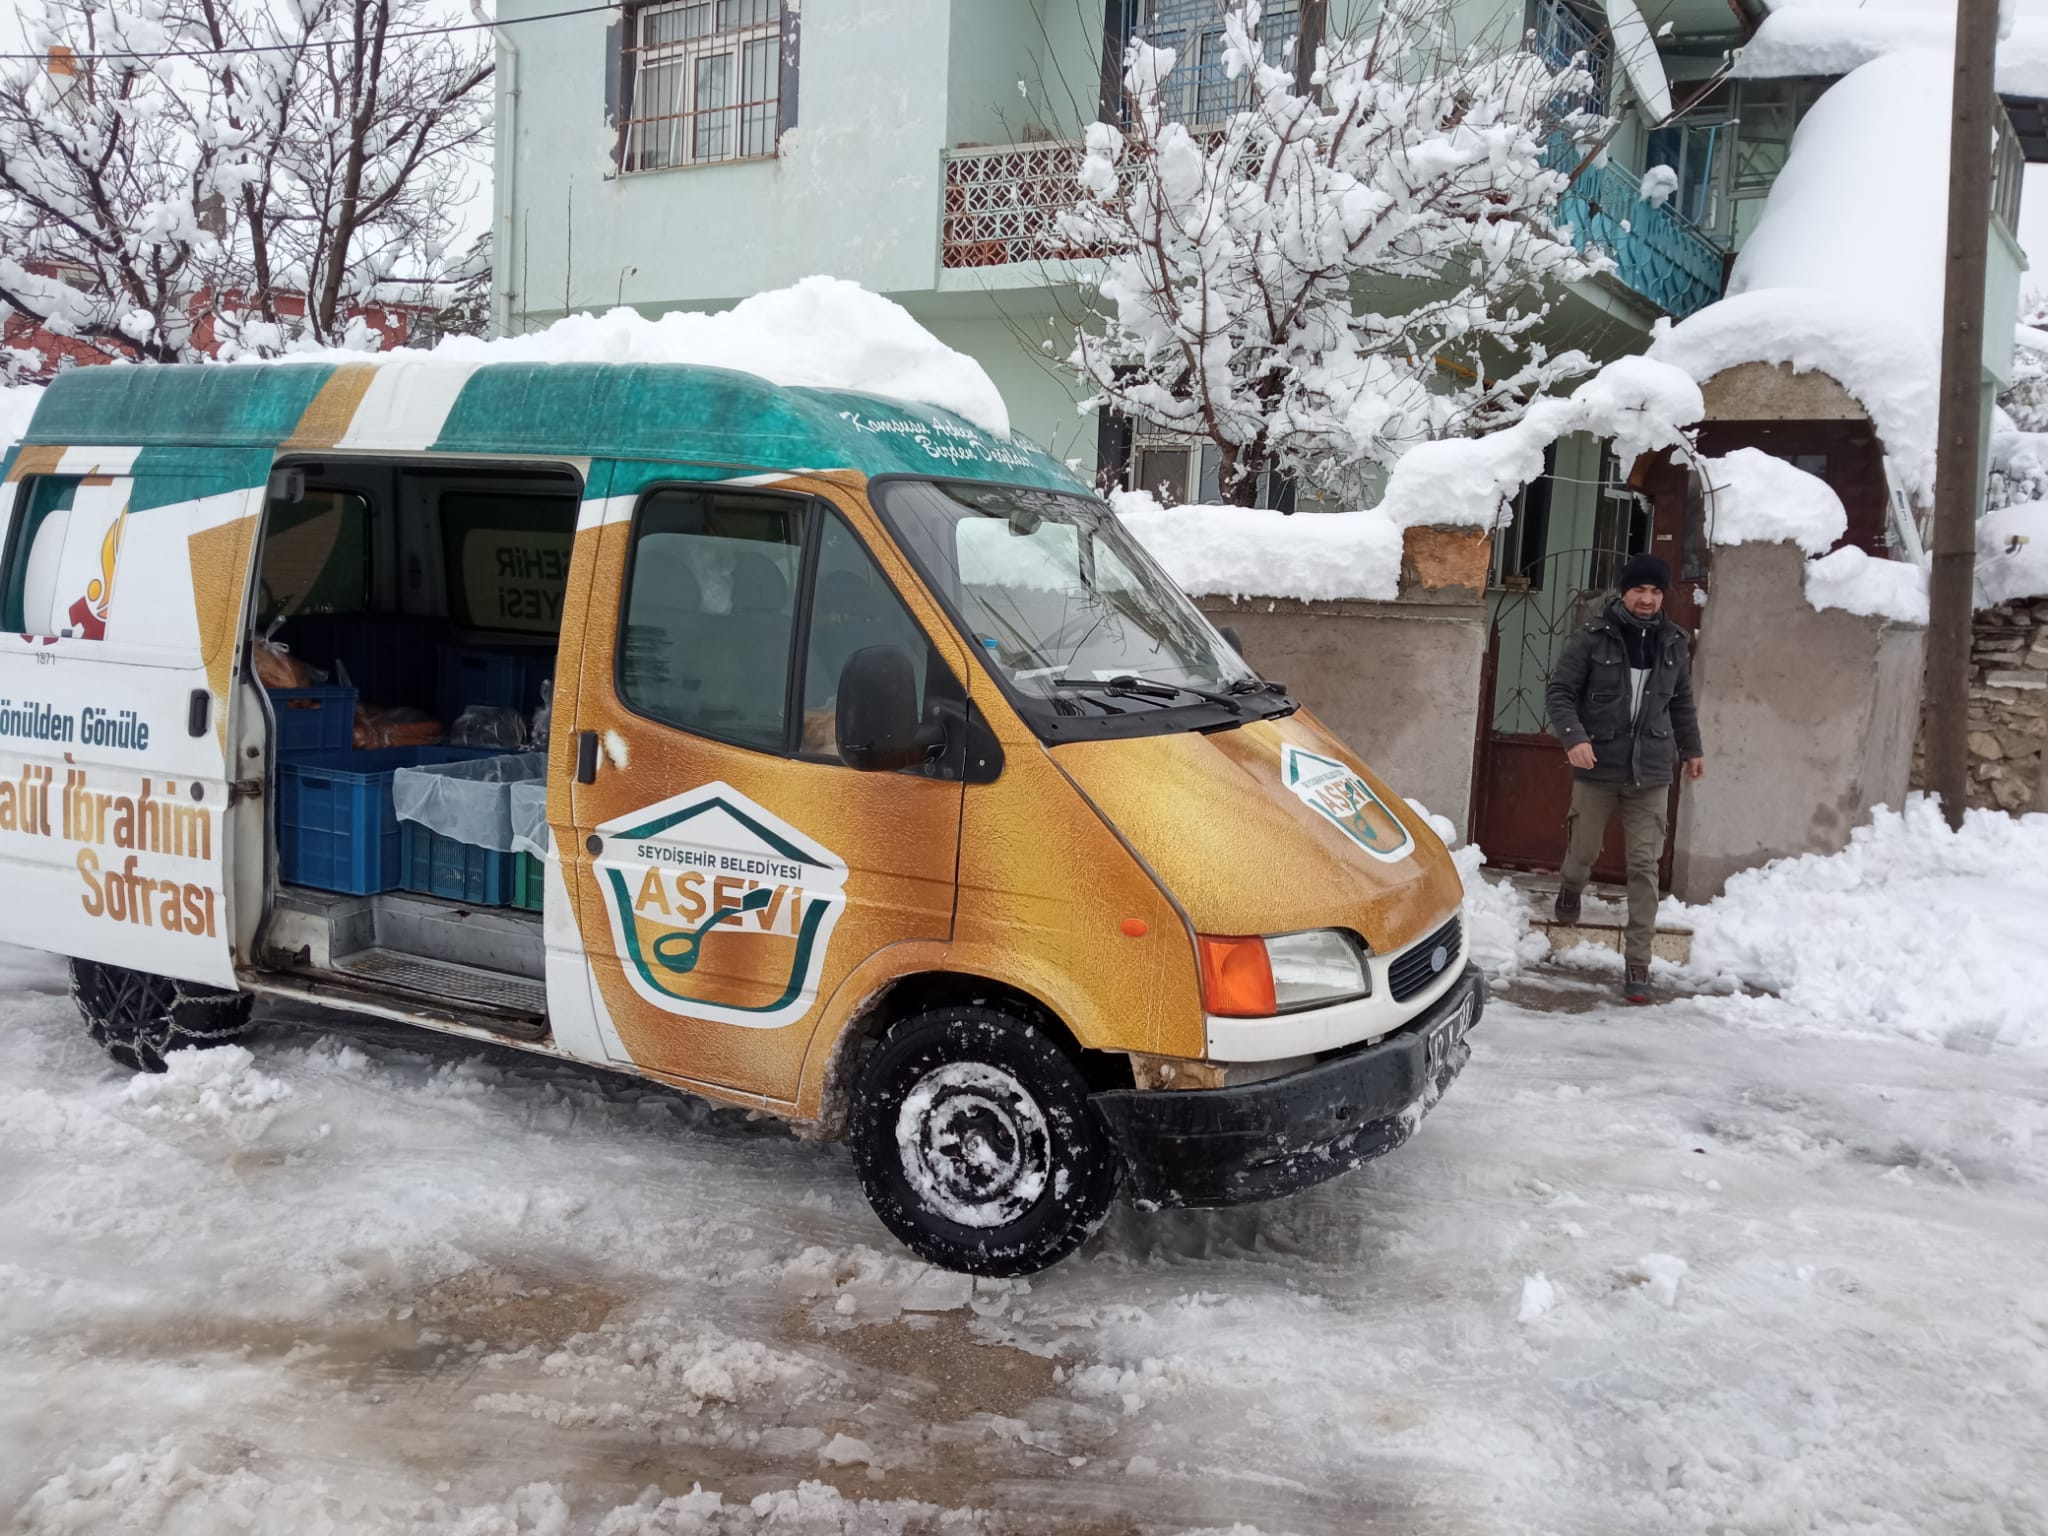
[1545,553,1704,1004]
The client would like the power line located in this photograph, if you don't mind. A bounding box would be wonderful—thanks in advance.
[0,2,618,63]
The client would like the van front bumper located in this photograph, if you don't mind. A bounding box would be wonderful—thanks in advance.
[1089,964,1485,1209]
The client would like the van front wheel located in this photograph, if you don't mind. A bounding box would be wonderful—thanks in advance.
[849,1005,1119,1277]
[70,959,254,1074]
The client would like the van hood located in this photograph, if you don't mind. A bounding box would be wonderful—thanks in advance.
[1052,710,1464,954]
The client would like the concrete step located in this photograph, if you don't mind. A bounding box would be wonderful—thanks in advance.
[1506,873,1694,965]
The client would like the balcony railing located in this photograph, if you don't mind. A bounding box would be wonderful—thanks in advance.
[940,139,1728,321]
[1554,155,1726,321]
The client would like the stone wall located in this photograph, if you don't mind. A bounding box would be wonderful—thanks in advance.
[1913,598,2048,813]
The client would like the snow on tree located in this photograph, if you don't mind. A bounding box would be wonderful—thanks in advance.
[1061,0,1608,506]
[0,0,491,363]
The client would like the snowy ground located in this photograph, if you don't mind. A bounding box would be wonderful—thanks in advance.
[4,910,2045,1535]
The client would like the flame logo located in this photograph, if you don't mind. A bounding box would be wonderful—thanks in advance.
[65,510,124,641]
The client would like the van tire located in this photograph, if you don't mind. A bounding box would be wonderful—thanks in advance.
[849,1004,1119,1277]
[70,959,255,1075]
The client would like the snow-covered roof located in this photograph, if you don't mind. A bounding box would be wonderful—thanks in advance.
[1736,3,2048,96]
[1650,49,1949,500]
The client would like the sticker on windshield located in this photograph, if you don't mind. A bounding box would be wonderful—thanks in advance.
[1281,744,1414,863]
[594,783,847,1028]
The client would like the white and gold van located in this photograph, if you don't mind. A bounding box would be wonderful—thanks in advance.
[0,360,1481,1274]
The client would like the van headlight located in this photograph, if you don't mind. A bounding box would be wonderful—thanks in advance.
[1198,930,1369,1017]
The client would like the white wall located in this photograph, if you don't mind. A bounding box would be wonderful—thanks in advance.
[498,0,956,323]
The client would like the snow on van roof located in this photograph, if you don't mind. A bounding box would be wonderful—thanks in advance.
[1649,49,1950,500]
[274,276,1012,439]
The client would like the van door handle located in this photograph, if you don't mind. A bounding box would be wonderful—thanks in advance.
[576,729,599,784]
[187,688,210,737]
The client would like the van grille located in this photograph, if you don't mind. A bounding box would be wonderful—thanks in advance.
[1388,915,1462,1003]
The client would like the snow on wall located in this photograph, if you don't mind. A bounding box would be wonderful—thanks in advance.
[1803,544,1931,623]
[1977,500,2048,606]
[1702,448,1929,622]
[1734,5,2048,96]
[277,277,1013,437]
[1111,490,1406,602]
[1649,50,1952,502]
[1702,446,1846,554]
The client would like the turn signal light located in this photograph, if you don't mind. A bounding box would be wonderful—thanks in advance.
[1198,934,1277,1017]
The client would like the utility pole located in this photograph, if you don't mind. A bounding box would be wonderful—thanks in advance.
[1923,0,2001,831]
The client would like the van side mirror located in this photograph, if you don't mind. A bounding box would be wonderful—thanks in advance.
[1218,623,1243,659]
[837,645,942,772]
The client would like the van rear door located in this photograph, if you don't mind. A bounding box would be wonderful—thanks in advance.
[0,449,267,987]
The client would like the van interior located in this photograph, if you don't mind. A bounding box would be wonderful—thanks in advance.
[251,458,579,1037]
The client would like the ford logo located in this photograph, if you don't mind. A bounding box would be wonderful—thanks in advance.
[1429,944,1449,974]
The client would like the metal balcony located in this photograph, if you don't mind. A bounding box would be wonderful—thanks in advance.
[1554,156,1727,321]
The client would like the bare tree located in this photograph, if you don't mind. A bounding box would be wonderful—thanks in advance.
[0,0,491,360]
[1062,0,1607,505]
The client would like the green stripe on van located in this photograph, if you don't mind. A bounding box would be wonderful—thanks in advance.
[26,365,337,448]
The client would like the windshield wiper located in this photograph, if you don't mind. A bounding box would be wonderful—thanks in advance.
[1048,675,1245,714]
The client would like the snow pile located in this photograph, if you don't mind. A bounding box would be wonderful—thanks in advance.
[1733,3,2048,96]
[1112,490,1405,601]
[1405,797,1547,979]
[121,1044,292,1139]
[1651,51,1951,501]
[1516,1273,1558,1322]
[0,383,42,454]
[282,277,1011,436]
[1375,356,1704,531]
[1976,500,2048,607]
[1804,544,1930,623]
[1684,797,2048,1051]
[1701,446,1846,554]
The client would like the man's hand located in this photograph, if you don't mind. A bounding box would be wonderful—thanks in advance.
[1566,742,1597,771]
[1683,756,1705,781]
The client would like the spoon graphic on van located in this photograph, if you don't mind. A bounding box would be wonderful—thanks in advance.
[651,886,775,974]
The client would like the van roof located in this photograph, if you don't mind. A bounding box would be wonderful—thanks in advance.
[16,361,1087,494]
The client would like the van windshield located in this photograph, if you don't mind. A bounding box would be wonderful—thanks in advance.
[876,479,1287,739]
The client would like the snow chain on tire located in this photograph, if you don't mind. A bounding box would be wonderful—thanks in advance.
[70,959,255,1074]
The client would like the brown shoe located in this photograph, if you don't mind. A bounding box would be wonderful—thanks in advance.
[1553,889,1582,924]
[1623,964,1654,1005]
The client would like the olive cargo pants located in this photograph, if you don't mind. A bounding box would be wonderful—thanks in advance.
[1558,780,1669,968]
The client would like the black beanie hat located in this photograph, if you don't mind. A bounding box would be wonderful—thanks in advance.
[1620,553,1671,593]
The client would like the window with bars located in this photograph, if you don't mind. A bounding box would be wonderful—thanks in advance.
[620,0,785,173]
[1128,0,1303,126]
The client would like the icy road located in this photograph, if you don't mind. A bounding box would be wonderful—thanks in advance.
[3,937,2043,1536]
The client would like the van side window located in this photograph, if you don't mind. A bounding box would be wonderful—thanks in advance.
[799,513,945,761]
[618,489,804,752]
[2,475,131,641]
[259,490,370,628]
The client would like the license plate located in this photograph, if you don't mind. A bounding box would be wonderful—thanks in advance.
[1423,993,1476,1078]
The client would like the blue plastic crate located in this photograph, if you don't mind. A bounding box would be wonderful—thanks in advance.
[267,685,357,755]
[400,823,516,905]
[437,645,554,721]
[276,746,496,895]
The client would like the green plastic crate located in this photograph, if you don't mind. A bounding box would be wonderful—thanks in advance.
[512,851,545,912]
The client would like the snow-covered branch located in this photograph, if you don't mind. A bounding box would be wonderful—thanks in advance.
[1062,0,1605,506]
[0,0,491,360]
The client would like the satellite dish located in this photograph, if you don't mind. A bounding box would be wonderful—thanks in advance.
[1604,0,1674,122]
